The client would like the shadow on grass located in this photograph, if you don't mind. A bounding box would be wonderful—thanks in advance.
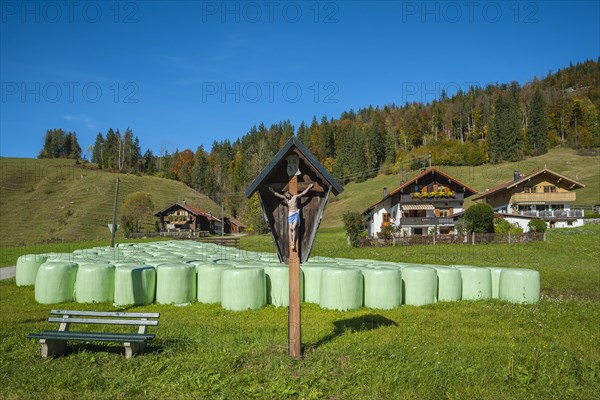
[305,314,398,351]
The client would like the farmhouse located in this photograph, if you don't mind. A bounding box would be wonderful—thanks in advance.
[364,167,478,237]
[224,217,246,234]
[154,202,222,234]
[473,168,586,230]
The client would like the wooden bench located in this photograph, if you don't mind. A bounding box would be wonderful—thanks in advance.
[28,310,160,359]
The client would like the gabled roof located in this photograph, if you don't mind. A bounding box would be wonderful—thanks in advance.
[228,218,246,228]
[364,167,478,214]
[245,136,343,197]
[472,168,586,201]
[154,202,221,222]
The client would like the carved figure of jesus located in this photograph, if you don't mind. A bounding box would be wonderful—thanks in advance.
[269,183,314,251]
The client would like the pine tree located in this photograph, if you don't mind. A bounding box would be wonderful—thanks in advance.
[104,128,118,169]
[142,149,155,174]
[489,91,522,163]
[66,132,82,159]
[131,136,142,170]
[39,128,80,159]
[348,126,367,182]
[528,88,548,155]
[38,129,55,158]
[50,128,65,158]
[191,146,216,195]
[91,133,105,167]
[297,121,309,144]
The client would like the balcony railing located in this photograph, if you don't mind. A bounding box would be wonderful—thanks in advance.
[517,209,584,218]
[398,217,455,226]
[400,193,465,202]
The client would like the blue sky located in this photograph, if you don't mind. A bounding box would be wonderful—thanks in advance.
[1,1,598,158]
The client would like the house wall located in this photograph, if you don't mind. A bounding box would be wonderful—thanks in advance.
[368,198,394,237]
[550,219,584,229]
[503,216,532,232]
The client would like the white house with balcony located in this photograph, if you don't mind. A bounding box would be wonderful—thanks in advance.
[472,168,586,231]
[364,167,478,237]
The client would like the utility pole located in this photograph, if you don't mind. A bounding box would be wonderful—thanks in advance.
[221,196,224,237]
[110,177,120,247]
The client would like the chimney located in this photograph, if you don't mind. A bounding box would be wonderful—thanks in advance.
[383,187,388,198]
[182,199,186,205]
[514,170,521,181]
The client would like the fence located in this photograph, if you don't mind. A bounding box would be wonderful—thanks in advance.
[359,232,545,247]
[126,231,210,239]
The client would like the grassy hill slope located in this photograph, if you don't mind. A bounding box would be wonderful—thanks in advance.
[323,147,599,228]
[0,158,220,246]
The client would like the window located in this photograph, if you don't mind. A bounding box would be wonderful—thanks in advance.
[544,186,557,193]
[567,221,573,226]
[439,209,449,217]
[524,186,537,193]
[414,185,420,192]
[382,213,391,223]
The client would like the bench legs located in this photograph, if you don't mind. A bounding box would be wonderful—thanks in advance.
[39,339,67,358]
[124,342,146,359]
[38,339,146,359]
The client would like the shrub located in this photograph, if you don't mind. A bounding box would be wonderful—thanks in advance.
[343,211,367,247]
[120,191,155,234]
[464,203,494,233]
[528,219,548,233]
[377,224,394,240]
[494,217,523,234]
[242,193,268,234]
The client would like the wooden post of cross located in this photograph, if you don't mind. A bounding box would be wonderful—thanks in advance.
[288,174,301,358]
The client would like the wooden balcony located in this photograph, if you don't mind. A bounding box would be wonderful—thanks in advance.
[511,192,576,204]
[398,217,454,226]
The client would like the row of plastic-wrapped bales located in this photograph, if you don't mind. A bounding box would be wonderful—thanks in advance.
[16,240,540,310]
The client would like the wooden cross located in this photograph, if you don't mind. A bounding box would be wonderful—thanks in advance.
[244,137,344,360]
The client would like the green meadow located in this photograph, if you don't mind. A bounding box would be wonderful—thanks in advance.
[0,225,598,399]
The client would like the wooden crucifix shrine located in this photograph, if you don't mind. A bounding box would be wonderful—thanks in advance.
[245,137,343,359]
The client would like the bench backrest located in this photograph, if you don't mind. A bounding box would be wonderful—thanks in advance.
[48,309,160,333]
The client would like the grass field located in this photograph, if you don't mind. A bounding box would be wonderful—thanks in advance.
[1,225,598,399]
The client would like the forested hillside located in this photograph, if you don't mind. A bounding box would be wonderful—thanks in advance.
[81,59,600,227]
